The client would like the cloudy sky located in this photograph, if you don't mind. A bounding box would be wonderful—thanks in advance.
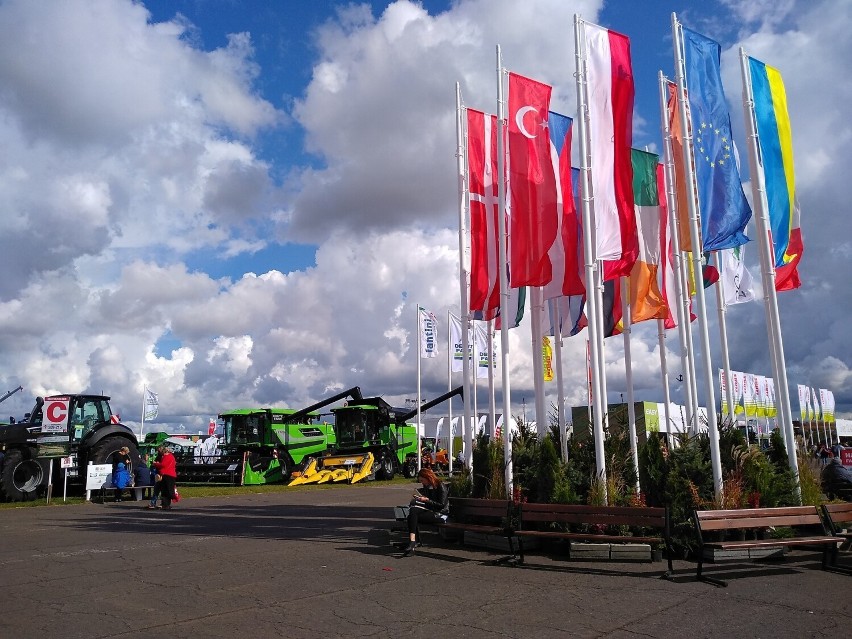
[0,0,848,433]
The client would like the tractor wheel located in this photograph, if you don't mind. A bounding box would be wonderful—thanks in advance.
[88,436,140,469]
[402,457,417,479]
[275,451,292,481]
[376,453,395,481]
[0,449,43,502]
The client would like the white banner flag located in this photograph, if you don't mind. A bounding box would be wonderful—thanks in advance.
[419,307,438,358]
[144,388,159,420]
[720,246,755,305]
[450,313,466,373]
[473,321,493,379]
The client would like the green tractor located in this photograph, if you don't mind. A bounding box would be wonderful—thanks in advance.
[290,386,463,485]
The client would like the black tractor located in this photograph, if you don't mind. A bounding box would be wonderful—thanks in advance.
[0,394,139,501]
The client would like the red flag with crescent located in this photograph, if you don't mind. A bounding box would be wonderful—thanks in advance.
[507,72,557,287]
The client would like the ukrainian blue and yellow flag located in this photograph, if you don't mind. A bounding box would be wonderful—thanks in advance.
[748,57,797,269]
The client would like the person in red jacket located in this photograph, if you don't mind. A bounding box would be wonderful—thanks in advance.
[152,444,178,510]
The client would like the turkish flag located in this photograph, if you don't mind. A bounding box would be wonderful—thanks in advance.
[208,419,216,436]
[507,72,558,287]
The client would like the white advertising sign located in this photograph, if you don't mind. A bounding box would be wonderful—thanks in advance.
[85,464,113,490]
[42,396,70,433]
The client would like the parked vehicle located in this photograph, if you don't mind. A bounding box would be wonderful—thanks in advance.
[290,386,463,485]
[0,394,139,501]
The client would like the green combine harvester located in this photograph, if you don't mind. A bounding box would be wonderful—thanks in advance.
[167,405,336,485]
[289,386,463,486]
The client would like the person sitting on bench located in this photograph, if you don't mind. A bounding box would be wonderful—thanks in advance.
[401,468,449,557]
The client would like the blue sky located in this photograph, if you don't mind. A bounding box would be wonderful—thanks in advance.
[0,0,849,431]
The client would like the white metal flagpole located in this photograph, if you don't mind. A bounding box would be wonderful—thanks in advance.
[672,13,722,498]
[416,306,422,472]
[658,70,695,444]
[714,252,740,440]
[455,82,474,475]
[574,14,608,501]
[657,319,674,446]
[738,47,799,492]
[531,287,547,437]
[551,299,568,461]
[621,277,640,490]
[140,384,147,439]
[488,320,497,438]
[447,310,453,473]
[496,45,513,496]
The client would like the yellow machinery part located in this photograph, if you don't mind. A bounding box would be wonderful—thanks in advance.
[287,457,320,486]
[288,452,375,485]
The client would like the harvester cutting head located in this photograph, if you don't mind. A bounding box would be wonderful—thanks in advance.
[287,452,374,485]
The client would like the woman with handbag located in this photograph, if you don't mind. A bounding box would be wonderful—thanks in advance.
[151,444,178,510]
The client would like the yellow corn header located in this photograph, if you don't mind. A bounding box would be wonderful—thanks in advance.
[287,452,375,486]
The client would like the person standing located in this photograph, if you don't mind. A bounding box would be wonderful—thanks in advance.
[152,444,177,510]
[401,468,448,556]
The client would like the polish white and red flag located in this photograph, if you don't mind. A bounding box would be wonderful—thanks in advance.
[508,72,558,287]
[582,22,637,281]
[467,108,500,319]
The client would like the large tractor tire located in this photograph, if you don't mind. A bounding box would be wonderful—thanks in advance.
[0,448,43,502]
[87,436,141,470]
[375,452,395,481]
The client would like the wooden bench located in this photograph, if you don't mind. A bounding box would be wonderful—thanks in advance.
[434,498,515,557]
[514,503,673,579]
[693,506,846,586]
[98,485,155,502]
[822,503,852,571]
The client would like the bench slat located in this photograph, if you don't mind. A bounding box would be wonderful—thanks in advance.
[519,512,665,527]
[704,536,844,550]
[696,506,818,520]
[698,514,822,530]
[822,503,852,525]
[515,530,662,544]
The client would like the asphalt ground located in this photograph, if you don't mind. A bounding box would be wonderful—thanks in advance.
[1,483,850,639]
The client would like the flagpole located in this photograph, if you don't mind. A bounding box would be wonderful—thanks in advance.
[621,278,640,489]
[488,320,497,439]
[416,306,422,472]
[672,13,722,498]
[574,15,608,502]
[531,287,547,437]
[657,319,674,448]
[447,310,453,473]
[552,299,569,461]
[739,48,800,491]
[714,252,740,440]
[496,45,513,496]
[140,384,146,439]
[657,71,697,442]
[455,82,474,475]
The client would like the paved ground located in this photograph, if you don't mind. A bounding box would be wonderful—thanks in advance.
[0,483,850,638]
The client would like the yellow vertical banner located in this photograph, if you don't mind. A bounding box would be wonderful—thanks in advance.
[542,336,554,382]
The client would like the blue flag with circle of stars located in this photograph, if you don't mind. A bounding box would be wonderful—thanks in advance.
[682,27,751,251]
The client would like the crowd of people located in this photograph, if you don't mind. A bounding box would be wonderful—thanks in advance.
[110,443,179,509]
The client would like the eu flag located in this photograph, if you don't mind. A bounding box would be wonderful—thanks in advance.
[682,27,751,251]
